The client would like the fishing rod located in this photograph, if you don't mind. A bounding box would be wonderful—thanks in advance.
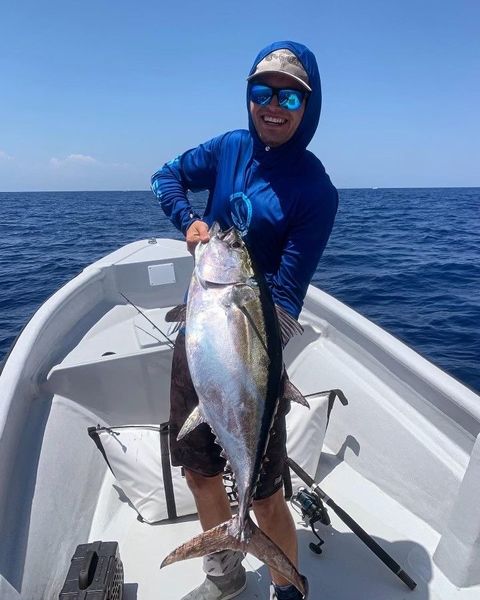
[120,292,175,350]
[287,457,417,591]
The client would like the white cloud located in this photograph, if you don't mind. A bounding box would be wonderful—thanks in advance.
[50,154,98,168]
[0,150,14,160]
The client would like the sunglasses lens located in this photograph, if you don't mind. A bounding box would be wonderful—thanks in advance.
[250,84,305,111]
[278,89,304,111]
[250,84,273,106]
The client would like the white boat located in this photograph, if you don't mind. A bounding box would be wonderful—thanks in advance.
[1,238,479,600]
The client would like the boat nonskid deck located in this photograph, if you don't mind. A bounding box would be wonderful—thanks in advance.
[86,445,476,600]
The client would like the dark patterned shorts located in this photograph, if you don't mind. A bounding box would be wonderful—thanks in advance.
[169,331,290,500]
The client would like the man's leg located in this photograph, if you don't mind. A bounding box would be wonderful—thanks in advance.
[181,469,246,599]
[184,470,232,529]
[252,488,298,586]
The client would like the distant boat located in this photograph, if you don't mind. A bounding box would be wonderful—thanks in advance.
[1,238,479,599]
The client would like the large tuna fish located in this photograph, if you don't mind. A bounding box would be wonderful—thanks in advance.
[162,223,308,596]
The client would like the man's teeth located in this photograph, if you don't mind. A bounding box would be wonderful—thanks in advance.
[263,116,286,125]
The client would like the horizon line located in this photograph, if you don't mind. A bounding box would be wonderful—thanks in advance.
[1,185,479,194]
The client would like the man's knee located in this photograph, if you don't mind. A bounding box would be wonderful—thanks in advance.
[184,469,223,496]
[252,488,286,520]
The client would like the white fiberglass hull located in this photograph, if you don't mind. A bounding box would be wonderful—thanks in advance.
[0,238,479,599]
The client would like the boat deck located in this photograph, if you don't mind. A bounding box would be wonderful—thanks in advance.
[42,296,477,599]
[88,448,477,600]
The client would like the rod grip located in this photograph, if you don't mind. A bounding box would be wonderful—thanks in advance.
[398,570,417,591]
[328,500,416,589]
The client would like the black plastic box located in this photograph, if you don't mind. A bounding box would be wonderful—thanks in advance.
[58,541,123,599]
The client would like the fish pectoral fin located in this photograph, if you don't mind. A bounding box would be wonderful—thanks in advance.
[231,286,269,353]
[238,303,269,354]
[160,516,308,598]
[177,407,205,441]
[283,378,310,408]
[232,283,259,303]
[165,303,187,322]
[275,304,304,347]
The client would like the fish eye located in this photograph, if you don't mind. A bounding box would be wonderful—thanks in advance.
[230,241,242,249]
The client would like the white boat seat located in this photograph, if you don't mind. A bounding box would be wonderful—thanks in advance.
[45,347,174,425]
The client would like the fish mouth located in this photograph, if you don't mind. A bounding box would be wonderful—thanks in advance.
[216,226,235,239]
[208,222,230,238]
[213,225,244,247]
[205,223,247,257]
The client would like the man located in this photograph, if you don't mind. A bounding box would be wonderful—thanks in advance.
[151,41,338,600]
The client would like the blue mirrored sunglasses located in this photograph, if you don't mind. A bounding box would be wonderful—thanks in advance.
[249,83,307,111]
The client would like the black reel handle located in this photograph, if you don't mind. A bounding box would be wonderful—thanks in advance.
[287,457,417,591]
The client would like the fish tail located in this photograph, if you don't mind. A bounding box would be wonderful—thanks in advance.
[160,518,244,569]
[245,516,308,597]
[161,515,308,597]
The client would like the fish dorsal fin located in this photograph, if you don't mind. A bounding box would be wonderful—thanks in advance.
[275,305,304,347]
[283,377,310,408]
[165,303,187,323]
[177,406,205,441]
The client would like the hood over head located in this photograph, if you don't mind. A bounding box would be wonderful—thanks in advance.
[247,40,322,163]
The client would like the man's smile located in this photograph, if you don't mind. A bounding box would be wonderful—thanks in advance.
[262,115,287,126]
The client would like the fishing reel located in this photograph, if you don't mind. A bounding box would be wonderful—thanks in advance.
[291,487,331,554]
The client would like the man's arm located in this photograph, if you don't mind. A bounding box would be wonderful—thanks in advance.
[151,134,225,236]
[270,188,338,319]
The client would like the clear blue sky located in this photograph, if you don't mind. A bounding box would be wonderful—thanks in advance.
[1,0,479,191]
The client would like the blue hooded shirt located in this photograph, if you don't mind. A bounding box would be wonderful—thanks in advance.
[151,40,338,318]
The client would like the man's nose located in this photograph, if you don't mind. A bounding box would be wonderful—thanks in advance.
[269,93,280,108]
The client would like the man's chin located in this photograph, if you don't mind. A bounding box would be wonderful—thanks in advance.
[259,133,286,148]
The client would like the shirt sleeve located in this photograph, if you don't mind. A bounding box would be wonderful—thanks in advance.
[150,134,225,235]
[270,185,338,319]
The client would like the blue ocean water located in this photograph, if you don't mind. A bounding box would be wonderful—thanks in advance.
[0,188,478,392]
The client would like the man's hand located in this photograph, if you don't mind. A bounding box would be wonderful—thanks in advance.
[186,220,210,255]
